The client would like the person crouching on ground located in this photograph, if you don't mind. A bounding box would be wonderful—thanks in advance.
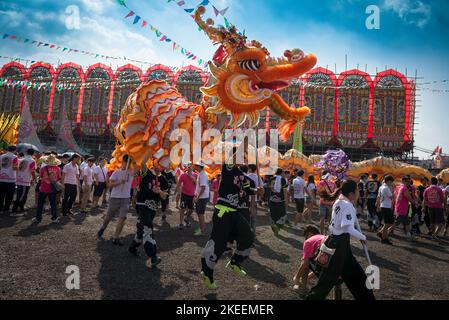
[293,225,324,295]
[128,158,163,268]
[97,154,135,246]
[306,180,375,300]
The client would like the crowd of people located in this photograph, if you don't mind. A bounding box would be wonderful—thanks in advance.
[1,143,449,299]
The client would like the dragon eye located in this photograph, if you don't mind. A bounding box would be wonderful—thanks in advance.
[237,60,261,71]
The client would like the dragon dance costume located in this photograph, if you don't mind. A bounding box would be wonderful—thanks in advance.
[129,169,162,265]
[201,164,254,287]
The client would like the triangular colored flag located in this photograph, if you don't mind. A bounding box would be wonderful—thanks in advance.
[50,44,55,48]
[160,35,167,41]
[200,0,209,6]
[117,0,126,6]
[142,20,147,27]
[165,38,172,42]
[177,1,185,6]
[220,7,229,16]
[212,5,219,16]
[184,8,194,13]
[125,11,135,18]
[224,17,230,27]
[133,15,141,24]
[155,30,162,37]
[2,34,9,39]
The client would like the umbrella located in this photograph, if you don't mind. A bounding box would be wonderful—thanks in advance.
[16,143,40,154]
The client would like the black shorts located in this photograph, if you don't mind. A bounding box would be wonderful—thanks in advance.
[93,182,106,197]
[195,198,208,215]
[381,207,394,224]
[294,198,305,213]
[428,207,445,225]
[395,214,410,226]
[180,193,194,210]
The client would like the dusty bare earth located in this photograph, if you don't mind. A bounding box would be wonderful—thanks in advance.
[1,192,449,300]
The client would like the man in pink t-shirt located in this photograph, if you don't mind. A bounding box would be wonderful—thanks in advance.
[293,225,324,295]
[423,177,446,239]
[176,165,198,229]
[33,155,62,224]
[393,176,414,240]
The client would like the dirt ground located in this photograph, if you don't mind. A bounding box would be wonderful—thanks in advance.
[1,192,449,300]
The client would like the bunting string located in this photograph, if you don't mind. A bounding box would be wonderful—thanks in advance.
[117,0,208,69]
[167,0,232,28]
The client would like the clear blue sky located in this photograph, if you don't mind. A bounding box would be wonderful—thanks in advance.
[1,0,448,158]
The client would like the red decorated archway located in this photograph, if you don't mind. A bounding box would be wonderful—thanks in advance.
[145,64,175,84]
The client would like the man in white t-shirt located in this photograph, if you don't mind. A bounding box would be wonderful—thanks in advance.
[12,148,36,215]
[92,158,108,208]
[193,162,210,236]
[61,154,80,216]
[80,158,95,213]
[78,156,89,203]
[97,155,135,246]
[0,145,19,213]
[376,175,395,245]
[292,170,309,230]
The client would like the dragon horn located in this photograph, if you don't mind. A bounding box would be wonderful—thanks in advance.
[195,6,223,43]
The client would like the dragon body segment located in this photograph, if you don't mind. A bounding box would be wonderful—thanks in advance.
[110,6,317,169]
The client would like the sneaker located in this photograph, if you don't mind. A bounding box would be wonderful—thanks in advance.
[31,217,41,224]
[271,224,280,236]
[194,229,203,236]
[381,239,393,245]
[285,220,293,227]
[150,256,162,268]
[293,224,304,231]
[201,271,217,290]
[178,224,185,230]
[184,218,191,228]
[50,217,60,224]
[226,261,247,276]
[111,238,124,246]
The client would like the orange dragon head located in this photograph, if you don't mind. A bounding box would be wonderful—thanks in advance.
[195,6,317,141]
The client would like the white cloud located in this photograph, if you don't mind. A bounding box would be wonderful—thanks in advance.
[79,0,114,14]
[383,0,431,28]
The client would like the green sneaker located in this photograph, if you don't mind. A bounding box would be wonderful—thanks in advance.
[226,261,247,276]
[201,271,218,290]
[194,228,203,236]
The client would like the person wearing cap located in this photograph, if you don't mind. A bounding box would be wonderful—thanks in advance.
[61,154,80,216]
[80,158,95,213]
[128,158,163,268]
[32,154,62,224]
[306,180,375,300]
[11,148,36,216]
[200,147,254,290]
[193,162,210,236]
[0,145,19,213]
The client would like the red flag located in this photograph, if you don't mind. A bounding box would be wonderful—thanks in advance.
[142,20,147,27]
[124,11,135,18]
[431,145,439,156]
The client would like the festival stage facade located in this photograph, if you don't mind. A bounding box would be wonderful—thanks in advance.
[0,61,416,160]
